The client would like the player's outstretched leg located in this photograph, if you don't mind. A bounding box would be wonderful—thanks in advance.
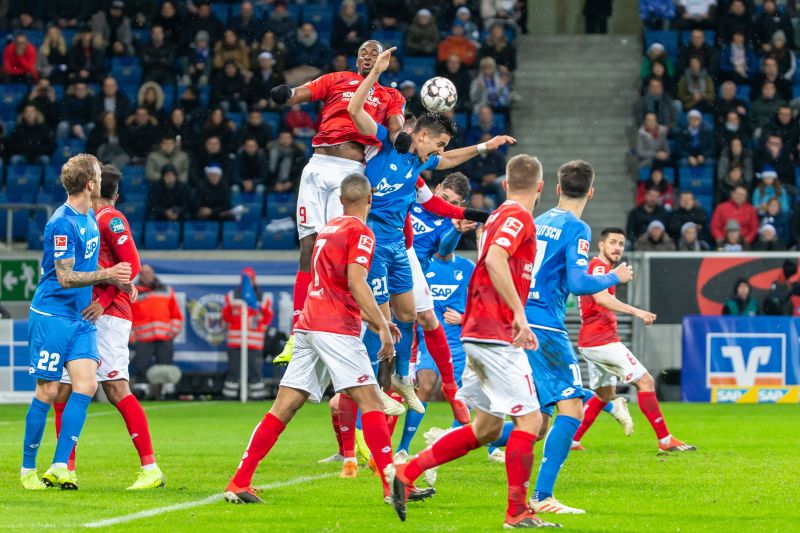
[21,393,51,490]
[635,374,696,453]
[418,318,469,424]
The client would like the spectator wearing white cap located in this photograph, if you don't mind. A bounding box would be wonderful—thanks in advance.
[246,51,286,111]
[399,79,425,116]
[455,6,480,44]
[753,223,787,250]
[194,164,233,221]
[635,219,676,251]
[677,109,714,167]
[405,9,440,56]
[752,166,791,214]
[677,221,711,251]
[641,42,675,80]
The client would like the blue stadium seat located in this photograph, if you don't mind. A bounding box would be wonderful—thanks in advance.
[695,194,713,215]
[144,221,180,250]
[454,112,469,132]
[0,193,34,240]
[211,3,230,23]
[680,30,714,45]
[5,165,42,195]
[183,221,220,250]
[0,84,28,113]
[121,166,148,193]
[404,57,437,85]
[644,30,679,61]
[735,85,751,101]
[27,223,44,250]
[162,86,175,111]
[260,227,297,250]
[54,139,87,165]
[131,27,150,46]
[111,58,143,86]
[178,84,211,107]
[222,221,258,249]
[228,112,244,129]
[42,165,62,194]
[371,30,404,54]
[302,5,334,32]
[679,165,714,195]
[261,112,280,136]
[117,200,146,225]
[266,193,296,221]
[20,30,45,47]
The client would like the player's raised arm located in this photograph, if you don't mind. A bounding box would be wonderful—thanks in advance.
[436,135,517,170]
[347,47,396,137]
[416,178,490,223]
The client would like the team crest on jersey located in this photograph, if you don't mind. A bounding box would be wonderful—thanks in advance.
[373,177,404,197]
[410,214,433,235]
[188,293,226,346]
[358,235,375,253]
[501,217,523,238]
[578,239,590,256]
[54,235,68,251]
[110,217,125,233]
[84,236,99,259]
[454,270,463,281]
[390,164,398,171]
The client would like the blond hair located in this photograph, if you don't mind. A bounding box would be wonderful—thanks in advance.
[506,154,542,192]
[60,154,100,196]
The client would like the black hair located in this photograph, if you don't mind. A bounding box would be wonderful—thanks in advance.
[413,112,455,138]
[440,172,471,201]
[100,164,122,200]
[600,227,626,240]
[558,160,594,199]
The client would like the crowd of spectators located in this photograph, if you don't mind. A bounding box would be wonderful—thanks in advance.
[0,0,525,248]
[630,0,800,251]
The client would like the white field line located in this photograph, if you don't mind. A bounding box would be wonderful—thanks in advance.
[82,472,338,528]
[0,403,195,426]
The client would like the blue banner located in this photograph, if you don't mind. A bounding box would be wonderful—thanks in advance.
[681,316,800,403]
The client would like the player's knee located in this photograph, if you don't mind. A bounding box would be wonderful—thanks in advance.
[596,387,615,403]
[417,310,438,330]
[395,307,416,323]
[36,383,59,404]
[536,414,551,440]
[102,381,131,405]
[635,373,655,392]
[514,411,542,435]
[328,394,340,415]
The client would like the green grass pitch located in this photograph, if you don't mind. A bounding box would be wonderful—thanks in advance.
[1,401,798,531]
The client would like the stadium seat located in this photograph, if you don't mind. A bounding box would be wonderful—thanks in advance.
[371,30,404,53]
[210,3,230,23]
[795,165,800,189]
[261,112,280,136]
[183,221,220,250]
[0,192,34,240]
[260,228,297,250]
[121,166,149,194]
[163,86,175,111]
[5,165,42,196]
[404,57,437,85]
[644,30,679,61]
[228,112,244,129]
[27,223,44,250]
[266,194,297,221]
[178,83,211,107]
[42,165,62,194]
[144,221,180,250]
[454,112,469,132]
[131,27,150,46]
[222,221,258,249]
[0,84,28,114]
[302,5,334,32]
[111,57,143,86]
[679,165,714,195]
[680,30,714,45]
[54,139,87,165]
[20,30,45,47]
[695,194,713,215]
[117,200,146,225]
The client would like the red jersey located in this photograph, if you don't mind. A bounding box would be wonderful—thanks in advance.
[295,216,375,337]
[461,201,536,345]
[578,257,620,347]
[304,71,404,148]
[92,205,141,322]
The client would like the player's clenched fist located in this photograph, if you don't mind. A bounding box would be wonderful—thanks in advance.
[511,311,534,348]
[107,262,132,284]
[611,261,633,284]
[485,135,517,150]
[636,309,657,325]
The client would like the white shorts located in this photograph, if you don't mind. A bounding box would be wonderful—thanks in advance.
[61,315,132,384]
[457,342,540,419]
[296,154,366,240]
[579,342,648,390]
[407,246,434,313]
[281,330,377,403]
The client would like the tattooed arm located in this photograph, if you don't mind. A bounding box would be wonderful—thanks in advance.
[55,258,132,289]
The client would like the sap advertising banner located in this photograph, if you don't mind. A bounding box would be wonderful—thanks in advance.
[682,316,800,403]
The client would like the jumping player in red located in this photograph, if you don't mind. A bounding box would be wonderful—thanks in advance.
[224,174,431,519]
[574,228,696,453]
[53,164,165,490]
[389,155,560,529]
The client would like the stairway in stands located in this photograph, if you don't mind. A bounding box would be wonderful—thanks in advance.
[509,34,641,235]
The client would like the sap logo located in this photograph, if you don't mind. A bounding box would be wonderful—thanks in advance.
[707,334,786,387]
[373,178,404,197]
[714,388,747,403]
[411,214,433,235]
[758,388,790,402]
[84,236,99,259]
[431,284,459,300]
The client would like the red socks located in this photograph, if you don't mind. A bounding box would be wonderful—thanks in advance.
[338,393,358,459]
[292,271,312,328]
[404,425,480,483]
[505,430,536,517]
[422,325,456,385]
[361,410,393,489]
[638,391,670,439]
[329,397,344,456]
[232,412,286,487]
[573,396,607,443]
[116,394,155,467]
[53,402,76,471]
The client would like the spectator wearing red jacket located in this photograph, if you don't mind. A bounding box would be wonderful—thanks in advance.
[2,34,38,83]
[710,185,760,244]
[636,167,674,210]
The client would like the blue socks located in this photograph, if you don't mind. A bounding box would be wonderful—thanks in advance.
[582,390,614,414]
[603,401,614,414]
[22,398,50,469]
[533,415,581,501]
[362,328,382,377]
[398,402,428,453]
[393,321,415,378]
[53,392,91,465]
[488,421,514,454]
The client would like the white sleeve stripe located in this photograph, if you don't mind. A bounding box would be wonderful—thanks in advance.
[416,184,433,203]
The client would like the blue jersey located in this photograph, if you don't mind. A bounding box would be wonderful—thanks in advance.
[30,203,100,320]
[525,207,592,332]
[410,204,461,271]
[366,123,440,243]
[426,254,475,346]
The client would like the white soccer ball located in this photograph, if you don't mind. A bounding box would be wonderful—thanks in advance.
[420,77,458,113]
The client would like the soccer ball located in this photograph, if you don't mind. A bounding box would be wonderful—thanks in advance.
[421,77,458,113]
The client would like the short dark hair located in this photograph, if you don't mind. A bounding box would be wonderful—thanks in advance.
[100,164,122,199]
[600,227,626,240]
[558,160,594,199]
[440,172,471,200]
[413,112,455,138]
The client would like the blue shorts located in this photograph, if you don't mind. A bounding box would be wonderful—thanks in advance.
[416,342,466,388]
[367,239,413,305]
[526,326,584,417]
[28,311,99,381]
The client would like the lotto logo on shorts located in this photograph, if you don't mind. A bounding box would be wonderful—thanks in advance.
[358,235,374,253]
[356,374,371,383]
[578,239,590,256]
[501,217,523,237]
[54,235,68,250]
[107,370,120,379]
[510,404,523,414]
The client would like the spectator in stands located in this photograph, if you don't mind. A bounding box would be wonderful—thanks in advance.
[146,134,190,184]
[284,23,332,85]
[636,167,674,209]
[400,80,425,116]
[636,112,671,168]
[246,52,285,111]
[194,164,233,221]
[141,25,175,86]
[764,105,800,158]
[8,4,47,30]
[678,57,715,113]
[166,107,193,148]
[332,0,369,56]
[753,223,787,250]
[87,111,130,169]
[122,106,160,163]
[52,0,84,29]
[717,161,748,203]
[194,135,234,185]
[284,104,317,138]
[186,0,224,44]
[235,137,268,194]
[3,33,38,83]
[479,23,517,72]
[641,42,675,80]
[755,133,795,188]
[635,78,678,129]
[331,54,349,72]
[675,0,716,28]
[214,29,251,74]
[138,81,167,123]
[761,197,792,243]
[750,82,785,139]
[57,82,94,140]
[718,0,751,42]
[720,31,757,85]
[239,110,272,148]
[711,185,759,244]
[183,30,214,87]
[36,27,69,85]
[643,60,677,98]
[718,219,748,250]
[753,166,791,214]
[264,0,298,40]
[91,0,134,57]
[90,76,132,126]
[583,0,613,34]
[152,1,185,51]
[231,1,264,46]
[202,108,238,154]
[438,23,478,68]
[21,79,59,128]
[722,279,759,316]
[466,105,502,146]
[67,26,106,84]
[480,0,525,31]
[677,109,714,167]
[454,6,481,44]
[405,9,441,56]
[267,130,305,192]
[147,164,190,221]
[627,187,670,242]
[463,130,506,183]
[635,219,676,251]
[470,56,512,116]
[7,105,54,165]
[762,259,797,314]
[752,56,793,103]
[771,31,797,82]
[712,81,748,128]
[754,0,794,54]
[438,54,473,112]
[211,61,248,114]
[679,28,713,73]
[716,110,749,152]
[669,190,709,240]
[677,221,711,251]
